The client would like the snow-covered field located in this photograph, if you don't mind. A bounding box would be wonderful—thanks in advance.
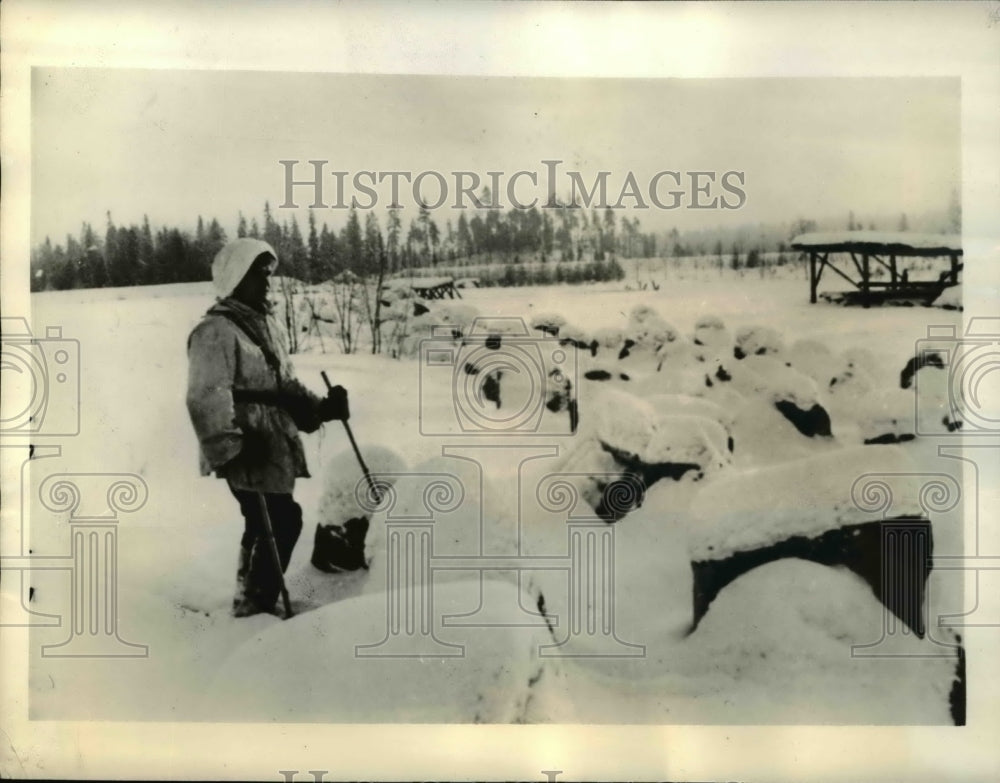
[23,273,965,724]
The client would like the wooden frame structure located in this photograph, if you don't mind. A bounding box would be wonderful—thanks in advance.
[791,231,962,307]
[410,277,462,300]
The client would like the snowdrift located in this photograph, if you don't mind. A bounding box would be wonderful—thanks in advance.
[687,444,923,559]
[202,580,552,722]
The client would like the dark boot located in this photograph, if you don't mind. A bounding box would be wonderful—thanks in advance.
[231,545,266,617]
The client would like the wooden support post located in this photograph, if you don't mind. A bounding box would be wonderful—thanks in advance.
[890,254,898,289]
[950,254,959,285]
[809,252,817,303]
[861,254,871,308]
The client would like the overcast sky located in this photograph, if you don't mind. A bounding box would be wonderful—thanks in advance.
[32,69,959,244]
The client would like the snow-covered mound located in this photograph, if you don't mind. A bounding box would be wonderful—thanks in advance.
[550,387,731,523]
[624,305,680,352]
[787,338,837,386]
[677,559,958,723]
[846,387,919,444]
[643,394,735,452]
[644,393,735,427]
[687,444,922,560]
[592,325,626,357]
[841,346,884,383]
[692,314,731,348]
[530,311,567,336]
[202,580,552,722]
[522,479,695,672]
[398,301,481,356]
[908,364,960,432]
[628,358,712,399]
[609,481,695,654]
[932,283,962,310]
[645,415,730,473]
[316,446,408,534]
[580,387,730,478]
[843,364,958,443]
[691,314,733,366]
[558,322,596,355]
[533,557,958,724]
[734,324,785,359]
[823,349,881,435]
[364,455,519,594]
[730,355,821,409]
[310,446,409,573]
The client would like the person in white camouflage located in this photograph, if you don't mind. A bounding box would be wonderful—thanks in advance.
[186,238,348,616]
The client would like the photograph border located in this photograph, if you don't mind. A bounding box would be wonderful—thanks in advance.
[2,2,999,780]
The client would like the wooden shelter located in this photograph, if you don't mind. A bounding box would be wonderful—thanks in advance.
[408,276,462,300]
[791,231,962,307]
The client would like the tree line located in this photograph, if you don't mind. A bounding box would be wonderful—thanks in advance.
[30,193,958,292]
[30,194,656,292]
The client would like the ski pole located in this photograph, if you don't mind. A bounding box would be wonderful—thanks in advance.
[256,492,294,619]
[321,371,382,503]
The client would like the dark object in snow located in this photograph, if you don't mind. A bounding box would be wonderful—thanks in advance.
[691,516,932,638]
[900,351,944,389]
[584,369,613,381]
[412,301,430,317]
[864,432,916,445]
[951,637,966,726]
[561,336,598,357]
[592,472,647,523]
[311,516,370,573]
[533,323,560,337]
[618,339,636,361]
[464,359,503,408]
[484,334,502,351]
[597,440,701,522]
[481,371,503,408]
[774,399,833,438]
[715,365,732,382]
[734,345,746,360]
[545,382,579,433]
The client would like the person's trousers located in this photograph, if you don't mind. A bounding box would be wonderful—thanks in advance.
[229,487,304,611]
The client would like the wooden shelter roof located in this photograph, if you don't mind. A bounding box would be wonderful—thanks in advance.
[791,231,962,257]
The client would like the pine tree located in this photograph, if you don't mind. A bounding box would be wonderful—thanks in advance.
[286,215,308,281]
[456,212,473,258]
[138,215,155,284]
[262,202,281,251]
[307,210,320,282]
[386,208,402,272]
[341,208,364,274]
